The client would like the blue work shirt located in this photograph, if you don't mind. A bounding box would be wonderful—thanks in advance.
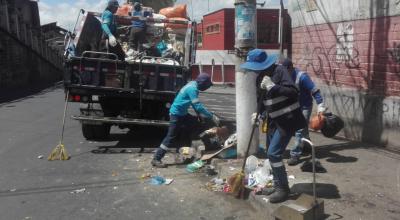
[101,9,116,37]
[131,9,151,29]
[170,81,213,118]
[291,68,323,109]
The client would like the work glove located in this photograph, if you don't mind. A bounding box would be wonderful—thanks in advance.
[212,114,221,126]
[317,103,328,113]
[251,112,260,126]
[260,76,275,91]
[108,35,117,47]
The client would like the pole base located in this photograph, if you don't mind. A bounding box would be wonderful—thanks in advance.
[272,194,325,220]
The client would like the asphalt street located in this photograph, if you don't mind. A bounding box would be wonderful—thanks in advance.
[0,86,260,220]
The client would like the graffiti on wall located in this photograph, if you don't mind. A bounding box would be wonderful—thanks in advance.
[336,23,354,62]
[330,93,400,128]
[387,42,400,64]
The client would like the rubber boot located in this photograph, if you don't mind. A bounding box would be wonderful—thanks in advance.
[151,159,168,168]
[287,155,301,166]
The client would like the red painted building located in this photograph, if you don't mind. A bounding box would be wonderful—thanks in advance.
[192,8,290,83]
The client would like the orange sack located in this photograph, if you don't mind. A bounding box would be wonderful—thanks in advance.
[159,4,187,18]
[116,4,132,16]
[309,113,325,131]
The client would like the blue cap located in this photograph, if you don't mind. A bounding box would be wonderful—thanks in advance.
[240,49,278,71]
[196,73,213,91]
[282,58,293,69]
[108,0,119,8]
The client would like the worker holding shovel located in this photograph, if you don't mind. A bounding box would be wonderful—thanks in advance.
[241,49,306,203]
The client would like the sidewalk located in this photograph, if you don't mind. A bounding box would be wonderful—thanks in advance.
[211,132,400,219]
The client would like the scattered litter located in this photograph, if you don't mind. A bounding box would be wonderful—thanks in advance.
[229,167,236,171]
[141,173,152,180]
[113,186,118,190]
[186,160,205,173]
[223,184,231,193]
[136,159,140,162]
[112,171,119,177]
[289,175,296,180]
[10,189,16,192]
[79,142,84,144]
[37,155,44,159]
[70,188,86,194]
[145,210,152,213]
[206,178,226,192]
[126,150,133,153]
[24,217,32,220]
[165,178,174,185]
[205,165,218,176]
[150,176,166,185]
[245,155,258,173]
[149,176,173,185]
[262,198,269,203]
[180,199,184,202]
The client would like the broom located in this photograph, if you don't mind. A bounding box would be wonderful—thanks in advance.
[48,90,70,161]
[229,90,265,198]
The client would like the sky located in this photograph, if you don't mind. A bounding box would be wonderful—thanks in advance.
[38,0,288,30]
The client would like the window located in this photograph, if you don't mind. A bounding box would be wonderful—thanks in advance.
[197,33,203,47]
[205,23,220,34]
[257,23,278,44]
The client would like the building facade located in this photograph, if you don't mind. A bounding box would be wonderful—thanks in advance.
[193,8,290,84]
[0,0,63,90]
[289,0,400,151]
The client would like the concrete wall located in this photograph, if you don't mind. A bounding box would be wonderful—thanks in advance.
[0,0,63,91]
[289,0,400,151]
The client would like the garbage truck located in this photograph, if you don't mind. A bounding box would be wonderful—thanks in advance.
[63,6,197,140]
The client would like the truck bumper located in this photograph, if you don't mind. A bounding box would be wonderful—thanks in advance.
[72,115,170,127]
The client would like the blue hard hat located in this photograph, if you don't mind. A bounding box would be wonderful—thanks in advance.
[240,49,278,71]
[196,73,213,91]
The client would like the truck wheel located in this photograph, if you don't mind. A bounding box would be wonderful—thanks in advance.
[82,124,111,140]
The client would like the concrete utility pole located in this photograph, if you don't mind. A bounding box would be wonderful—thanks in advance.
[234,0,258,157]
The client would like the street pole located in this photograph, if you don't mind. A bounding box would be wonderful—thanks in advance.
[234,0,258,157]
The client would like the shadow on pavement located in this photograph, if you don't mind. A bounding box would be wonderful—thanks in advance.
[290,183,341,199]
[0,82,62,105]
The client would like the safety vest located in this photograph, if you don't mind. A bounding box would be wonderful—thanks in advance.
[295,71,305,90]
[264,94,300,119]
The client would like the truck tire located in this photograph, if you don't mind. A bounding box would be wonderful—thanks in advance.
[82,124,111,140]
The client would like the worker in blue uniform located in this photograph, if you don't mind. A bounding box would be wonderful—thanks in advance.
[151,73,221,168]
[281,59,328,166]
[242,49,306,203]
[100,0,125,60]
[128,1,151,52]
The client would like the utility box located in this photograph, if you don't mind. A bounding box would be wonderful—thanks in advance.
[272,194,325,220]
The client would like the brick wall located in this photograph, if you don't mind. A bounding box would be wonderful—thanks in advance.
[290,14,400,150]
[291,16,400,97]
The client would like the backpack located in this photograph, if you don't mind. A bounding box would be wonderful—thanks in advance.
[321,113,344,138]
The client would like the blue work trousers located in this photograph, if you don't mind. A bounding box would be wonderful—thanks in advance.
[290,107,312,157]
[267,126,294,188]
[154,114,198,161]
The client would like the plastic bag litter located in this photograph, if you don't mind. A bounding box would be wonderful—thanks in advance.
[150,176,166,185]
[245,155,258,173]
